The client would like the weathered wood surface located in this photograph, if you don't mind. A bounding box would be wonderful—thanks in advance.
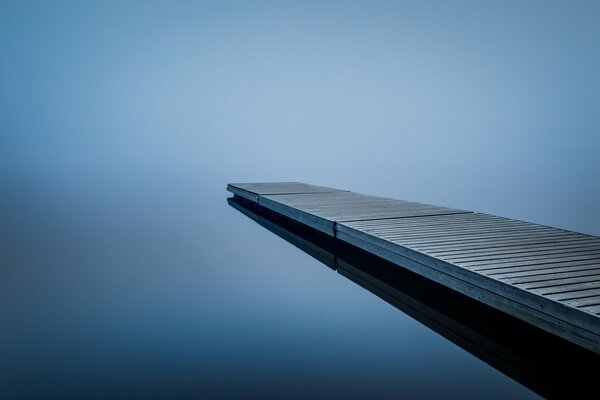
[226,182,600,353]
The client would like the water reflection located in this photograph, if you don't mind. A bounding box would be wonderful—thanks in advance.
[228,195,599,400]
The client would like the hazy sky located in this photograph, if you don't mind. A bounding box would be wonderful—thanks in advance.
[2,0,599,234]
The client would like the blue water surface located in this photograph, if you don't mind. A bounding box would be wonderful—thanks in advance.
[1,175,540,399]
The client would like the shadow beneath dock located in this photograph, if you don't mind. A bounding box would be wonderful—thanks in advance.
[227,195,599,399]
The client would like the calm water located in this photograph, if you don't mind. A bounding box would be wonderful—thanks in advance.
[3,1,600,398]
[1,175,548,399]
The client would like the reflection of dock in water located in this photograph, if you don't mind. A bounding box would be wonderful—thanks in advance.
[228,193,599,399]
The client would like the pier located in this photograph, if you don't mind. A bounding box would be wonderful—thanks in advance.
[227,182,600,353]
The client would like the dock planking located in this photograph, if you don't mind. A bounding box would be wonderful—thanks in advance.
[227,195,599,399]
[227,182,600,353]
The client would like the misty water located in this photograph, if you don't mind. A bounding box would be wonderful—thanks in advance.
[1,175,547,399]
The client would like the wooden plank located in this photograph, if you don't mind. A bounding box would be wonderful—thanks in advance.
[381,227,560,241]
[502,269,600,284]
[463,253,600,269]
[227,182,345,202]
[354,219,545,233]
[532,281,600,296]
[395,232,580,247]
[562,296,600,308]
[362,226,552,241]
[579,304,600,315]
[519,275,600,290]
[429,242,600,258]
[228,182,345,195]
[411,237,598,253]
[446,249,600,264]
[492,262,600,275]
[226,182,600,353]
[547,288,600,301]
[343,212,507,227]
[494,264,600,279]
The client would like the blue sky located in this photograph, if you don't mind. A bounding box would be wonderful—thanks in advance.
[2,0,600,234]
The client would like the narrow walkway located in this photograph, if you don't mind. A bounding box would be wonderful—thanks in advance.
[227,182,600,353]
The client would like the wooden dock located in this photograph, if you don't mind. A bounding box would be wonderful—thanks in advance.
[227,195,599,398]
[227,182,600,353]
